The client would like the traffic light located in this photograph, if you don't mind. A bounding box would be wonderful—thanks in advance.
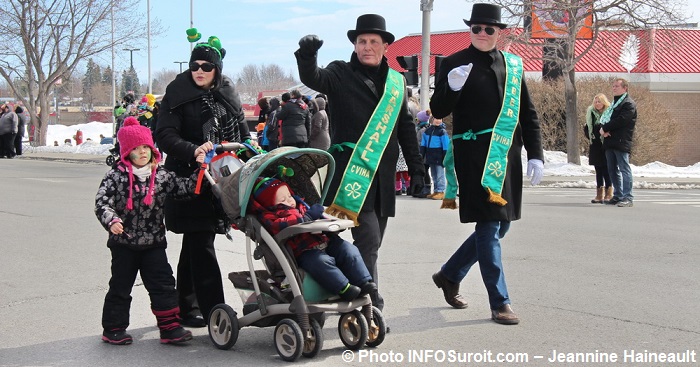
[434,55,446,77]
[396,55,419,86]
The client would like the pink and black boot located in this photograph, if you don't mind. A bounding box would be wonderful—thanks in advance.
[153,307,193,344]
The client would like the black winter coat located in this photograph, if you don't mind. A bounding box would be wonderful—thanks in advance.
[156,72,249,233]
[295,51,425,217]
[430,45,543,223]
[601,94,636,153]
[277,99,310,146]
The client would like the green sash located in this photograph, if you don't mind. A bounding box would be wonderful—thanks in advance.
[440,52,523,208]
[326,69,405,224]
[482,52,523,206]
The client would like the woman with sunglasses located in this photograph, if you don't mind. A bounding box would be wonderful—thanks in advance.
[429,3,544,326]
[155,30,251,327]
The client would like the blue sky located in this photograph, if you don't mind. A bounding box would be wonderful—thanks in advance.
[121,0,471,82]
[117,0,700,84]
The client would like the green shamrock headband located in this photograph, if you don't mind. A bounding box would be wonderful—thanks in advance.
[186,28,223,60]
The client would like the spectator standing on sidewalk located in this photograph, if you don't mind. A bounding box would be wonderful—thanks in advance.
[599,77,636,208]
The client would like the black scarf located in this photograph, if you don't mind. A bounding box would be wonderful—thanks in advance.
[201,91,241,144]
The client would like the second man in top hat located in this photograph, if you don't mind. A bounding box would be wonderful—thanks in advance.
[429,3,544,325]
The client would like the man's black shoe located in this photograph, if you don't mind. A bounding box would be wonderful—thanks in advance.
[180,315,206,328]
[605,196,621,205]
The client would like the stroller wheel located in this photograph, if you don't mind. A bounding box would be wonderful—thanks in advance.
[365,306,386,348]
[105,155,115,166]
[301,317,324,359]
[274,318,303,362]
[208,303,239,350]
[337,310,368,350]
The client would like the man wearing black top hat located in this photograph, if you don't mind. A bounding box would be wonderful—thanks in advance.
[429,3,544,325]
[294,14,425,312]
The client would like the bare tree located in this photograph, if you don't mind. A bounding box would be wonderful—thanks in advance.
[151,68,179,95]
[464,0,689,163]
[0,0,142,145]
[234,64,298,104]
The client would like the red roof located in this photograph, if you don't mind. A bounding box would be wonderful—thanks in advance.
[387,28,700,74]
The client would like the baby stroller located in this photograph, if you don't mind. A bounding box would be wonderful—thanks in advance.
[199,144,387,362]
[105,143,120,166]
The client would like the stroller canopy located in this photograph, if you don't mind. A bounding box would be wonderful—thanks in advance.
[218,147,335,220]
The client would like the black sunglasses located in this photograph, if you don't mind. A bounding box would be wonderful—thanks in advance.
[471,25,496,36]
[189,62,216,72]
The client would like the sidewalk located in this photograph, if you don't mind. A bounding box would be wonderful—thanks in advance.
[16,150,700,186]
[18,150,106,164]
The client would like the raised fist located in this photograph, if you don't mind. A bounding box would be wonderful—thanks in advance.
[298,35,324,56]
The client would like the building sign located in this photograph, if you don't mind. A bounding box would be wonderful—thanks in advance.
[531,0,593,39]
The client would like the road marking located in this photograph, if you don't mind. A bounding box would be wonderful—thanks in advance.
[22,178,67,183]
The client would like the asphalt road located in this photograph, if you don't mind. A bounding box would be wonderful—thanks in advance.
[1,159,698,366]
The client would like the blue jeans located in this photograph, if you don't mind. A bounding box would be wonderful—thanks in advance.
[430,164,446,192]
[440,221,511,309]
[296,235,372,295]
[605,149,633,200]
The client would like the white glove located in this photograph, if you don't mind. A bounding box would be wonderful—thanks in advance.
[447,64,473,91]
[526,159,544,186]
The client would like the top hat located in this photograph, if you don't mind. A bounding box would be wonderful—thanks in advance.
[347,14,395,45]
[463,3,507,29]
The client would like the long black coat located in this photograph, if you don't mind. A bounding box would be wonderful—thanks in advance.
[583,106,607,166]
[430,45,543,223]
[601,94,636,153]
[295,51,425,217]
[156,73,249,233]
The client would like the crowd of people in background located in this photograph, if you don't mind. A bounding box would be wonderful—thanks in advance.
[254,90,331,151]
[0,102,29,158]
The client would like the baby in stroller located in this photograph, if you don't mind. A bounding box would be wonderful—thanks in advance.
[249,176,377,302]
[200,145,386,360]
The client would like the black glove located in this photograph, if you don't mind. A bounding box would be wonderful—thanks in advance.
[306,203,325,220]
[409,175,425,196]
[298,35,324,56]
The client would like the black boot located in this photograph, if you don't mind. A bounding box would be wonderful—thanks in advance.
[339,284,361,301]
[153,307,193,344]
[102,329,133,345]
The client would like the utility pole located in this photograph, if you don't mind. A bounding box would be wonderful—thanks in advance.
[174,61,188,73]
[420,0,435,110]
[147,0,152,93]
[123,48,140,69]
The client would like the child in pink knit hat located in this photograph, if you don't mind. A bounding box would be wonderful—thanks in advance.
[95,116,213,345]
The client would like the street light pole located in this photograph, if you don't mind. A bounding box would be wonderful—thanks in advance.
[174,61,188,73]
[420,0,435,111]
[123,48,140,69]
[147,0,152,93]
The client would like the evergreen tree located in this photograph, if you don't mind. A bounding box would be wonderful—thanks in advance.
[120,67,140,97]
[82,59,102,109]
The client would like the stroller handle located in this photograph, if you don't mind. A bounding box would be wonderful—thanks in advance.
[215,142,247,153]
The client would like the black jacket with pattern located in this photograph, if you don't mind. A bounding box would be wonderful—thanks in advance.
[95,164,199,250]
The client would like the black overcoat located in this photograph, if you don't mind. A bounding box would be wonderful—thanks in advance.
[295,51,425,217]
[430,46,543,223]
[156,73,249,233]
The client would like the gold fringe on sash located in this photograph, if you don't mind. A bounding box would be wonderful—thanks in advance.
[486,188,508,206]
[325,205,360,226]
[440,198,458,209]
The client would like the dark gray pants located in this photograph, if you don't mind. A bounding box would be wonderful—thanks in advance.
[351,207,388,310]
